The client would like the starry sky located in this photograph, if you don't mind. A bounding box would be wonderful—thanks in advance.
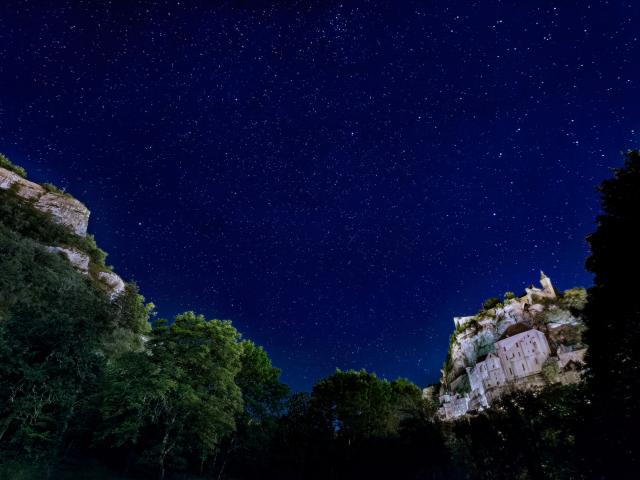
[1,1,639,391]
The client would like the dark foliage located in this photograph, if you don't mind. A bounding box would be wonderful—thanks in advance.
[583,150,640,475]
[0,223,112,463]
[450,384,588,480]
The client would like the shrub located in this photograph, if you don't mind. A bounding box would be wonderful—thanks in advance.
[0,152,27,178]
[561,288,587,311]
[482,297,500,310]
[541,358,560,384]
[42,182,72,198]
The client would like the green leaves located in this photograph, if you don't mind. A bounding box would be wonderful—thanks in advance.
[0,153,27,178]
[309,369,424,442]
[236,340,289,422]
[97,312,244,476]
[0,223,111,461]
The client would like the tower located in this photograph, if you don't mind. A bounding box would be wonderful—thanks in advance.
[539,271,555,296]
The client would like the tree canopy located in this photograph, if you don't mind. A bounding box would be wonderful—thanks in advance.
[583,150,640,475]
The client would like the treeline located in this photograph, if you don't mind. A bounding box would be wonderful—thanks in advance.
[1,151,640,479]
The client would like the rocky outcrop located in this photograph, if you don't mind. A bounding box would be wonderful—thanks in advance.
[44,247,125,299]
[98,271,125,299]
[0,167,89,236]
[45,246,90,274]
[2,165,126,299]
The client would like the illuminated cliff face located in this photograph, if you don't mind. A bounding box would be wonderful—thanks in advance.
[1,166,124,298]
[0,166,89,236]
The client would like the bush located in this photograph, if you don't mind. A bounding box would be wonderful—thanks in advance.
[482,297,500,310]
[562,288,587,311]
[0,152,27,178]
[541,358,560,384]
[42,182,72,198]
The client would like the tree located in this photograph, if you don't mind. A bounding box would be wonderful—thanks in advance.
[100,282,153,360]
[388,378,424,430]
[235,340,289,423]
[98,312,243,480]
[222,341,289,479]
[0,224,112,463]
[271,372,446,480]
[309,369,396,443]
[450,385,585,479]
[561,287,587,312]
[0,184,153,473]
[583,150,640,474]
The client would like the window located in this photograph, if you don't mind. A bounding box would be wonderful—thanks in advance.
[522,363,525,371]
[509,368,513,375]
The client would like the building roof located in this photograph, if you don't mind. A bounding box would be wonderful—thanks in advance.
[498,322,530,341]
[496,327,545,350]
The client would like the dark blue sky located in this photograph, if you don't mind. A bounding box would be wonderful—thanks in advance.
[1,1,638,391]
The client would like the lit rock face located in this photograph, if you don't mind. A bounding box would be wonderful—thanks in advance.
[46,246,90,274]
[98,271,125,299]
[0,167,90,236]
[44,248,125,299]
[2,166,125,300]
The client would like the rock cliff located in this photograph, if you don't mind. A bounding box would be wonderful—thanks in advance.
[1,165,125,298]
[0,166,89,236]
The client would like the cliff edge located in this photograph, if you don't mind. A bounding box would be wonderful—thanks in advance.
[0,166,90,236]
[0,163,123,298]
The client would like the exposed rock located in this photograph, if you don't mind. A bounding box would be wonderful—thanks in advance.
[3,166,128,302]
[98,271,125,299]
[45,246,90,274]
[0,166,90,236]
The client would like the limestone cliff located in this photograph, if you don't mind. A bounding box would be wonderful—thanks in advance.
[0,166,89,236]
[0,165,124,298]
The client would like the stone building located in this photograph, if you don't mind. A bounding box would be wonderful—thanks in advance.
[495,328,550,381]
[436,272,586,420]
[469,328,551,408]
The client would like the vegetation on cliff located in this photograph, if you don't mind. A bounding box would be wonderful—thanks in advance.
[0,187,107,270]
[0,152,27,178]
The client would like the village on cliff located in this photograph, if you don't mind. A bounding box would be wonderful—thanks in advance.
[426,272,587,420]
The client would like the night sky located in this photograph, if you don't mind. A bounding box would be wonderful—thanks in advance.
[1,1,639,392]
